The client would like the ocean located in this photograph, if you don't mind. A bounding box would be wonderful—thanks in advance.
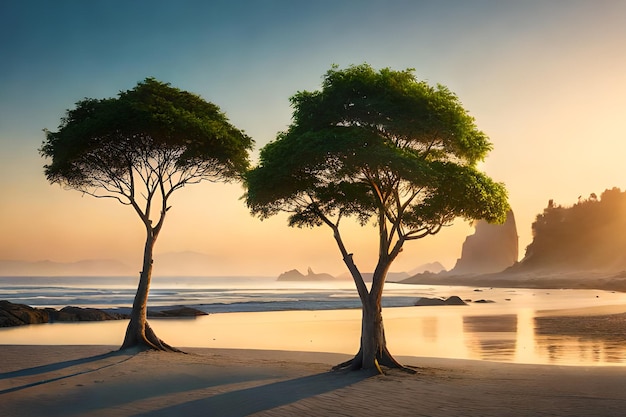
[0,275,423,313]
[2,275,626,366]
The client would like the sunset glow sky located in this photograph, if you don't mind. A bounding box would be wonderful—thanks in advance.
[1,1,625,276]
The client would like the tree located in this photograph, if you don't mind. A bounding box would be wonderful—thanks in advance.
[41,78,253,351]
[523,187,626,269]
[245,64,509,372]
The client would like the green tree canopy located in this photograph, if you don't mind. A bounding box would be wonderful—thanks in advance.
[245,64,509,371]
[41,78,253,351]
[42,77,251,202]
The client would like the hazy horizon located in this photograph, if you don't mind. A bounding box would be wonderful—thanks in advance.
[0,250,442,278]
[2,1,626,276]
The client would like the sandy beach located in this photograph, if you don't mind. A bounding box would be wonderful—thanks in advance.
[1,345,626,417]
[3,286,626,416]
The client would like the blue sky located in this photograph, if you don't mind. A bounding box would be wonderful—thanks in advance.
[1,1,626,275]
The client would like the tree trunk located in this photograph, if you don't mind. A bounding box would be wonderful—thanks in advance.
[120,234,179,352]
[332,254,412,373]
[334,293,408,373]
[361,296,386,369]
[327,221,411,373]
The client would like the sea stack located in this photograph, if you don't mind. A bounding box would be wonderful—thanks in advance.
[449,210,518,275]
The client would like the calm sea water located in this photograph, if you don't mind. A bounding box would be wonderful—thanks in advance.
[0,275,421,312]
[2,275,626,366]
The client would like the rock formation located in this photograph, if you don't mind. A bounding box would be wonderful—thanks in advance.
[277,267,335,281]
[448,210,518,275]
[0,300,49,326]
[414,296,467,306]
[147,306,208,317]
[516,188,626,271]
[48,306,123,322]
[0,300,207,327]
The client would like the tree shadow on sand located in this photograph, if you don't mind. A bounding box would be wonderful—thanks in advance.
[132,370,369,417]
[0,350,132,394]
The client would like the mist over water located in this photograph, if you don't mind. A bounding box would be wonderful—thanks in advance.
[1,276,626,366]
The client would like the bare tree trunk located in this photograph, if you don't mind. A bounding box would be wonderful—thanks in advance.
[120,234,179,352]
[334,293,408,373]
[360,295,385,370]
[327,218,411,373]
[332,256,412,373]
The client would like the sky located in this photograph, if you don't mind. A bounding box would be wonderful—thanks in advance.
[1,0,625,277]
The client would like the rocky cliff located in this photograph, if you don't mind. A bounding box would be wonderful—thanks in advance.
[514,188,626,271]
[447,210,518,275]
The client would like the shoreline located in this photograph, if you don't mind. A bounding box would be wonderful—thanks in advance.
[4,299,626,368]
[399,269,626,293]
[2,345,626,416]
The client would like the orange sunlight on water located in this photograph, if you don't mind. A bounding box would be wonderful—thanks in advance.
[3,299,626,367]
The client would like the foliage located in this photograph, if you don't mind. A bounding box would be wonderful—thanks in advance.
[246,64,509,246]
[524,187,626,268]
[248,63,510,370]
[40,78,253,350]
[41,78,253,210]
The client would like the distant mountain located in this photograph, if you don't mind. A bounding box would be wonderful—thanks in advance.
[277,267,335,281]
[375,272,410,282]
[0,259,133,276]
[152,251,221,276]
[336,271,410,282]
[0,250,221,277]
[408,262,446,275]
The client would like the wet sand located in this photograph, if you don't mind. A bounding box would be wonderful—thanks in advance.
[2,344,626,416]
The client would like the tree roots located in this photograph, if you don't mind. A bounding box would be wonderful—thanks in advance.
[120,320,184,353]
[332,347,416,374]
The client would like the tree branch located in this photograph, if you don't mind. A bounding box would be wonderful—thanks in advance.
[313,205,369,300]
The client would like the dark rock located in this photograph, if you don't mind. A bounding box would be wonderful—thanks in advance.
[474,299,496,303]
[415,297,446,306]
[0,300,208,326]
[148,306,208,317]
[443,296,467,305]
[44,307,76,322]
[53,306,121,322]
[415,296,467,306]
[0,300,49,326]
[1,300,129,326]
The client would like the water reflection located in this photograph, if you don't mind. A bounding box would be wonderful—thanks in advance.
[533,312,626,365]
[2,306,626,366]
[463,314,518,362]
[454,310,626,365]
[515,308,535,363]
[421,317,438,342]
